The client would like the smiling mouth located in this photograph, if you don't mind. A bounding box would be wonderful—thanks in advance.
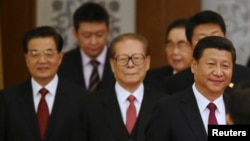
[125,73,137,75]
[211,80,224,84]
[37,67,48,71]
[172,59,181,63]
[90,47,100,51]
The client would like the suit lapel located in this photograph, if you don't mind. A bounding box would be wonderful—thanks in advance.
[44,79,66,139]
[101,88,129,141]
[21,80,41,140]
[75,48,86,89]
[133,87,155,140]
[180,87,207,140]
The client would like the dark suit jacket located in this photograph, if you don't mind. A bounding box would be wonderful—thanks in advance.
[74,86,166,141]
[165,64,250,94]
[0,90,4,141]
[145,86,230,141]
[144,66,173,92]
[0,78,85,141]
[58,48,115,93]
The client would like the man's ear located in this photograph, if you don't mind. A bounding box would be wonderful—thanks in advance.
[190,59,196,74]
[145,56,151,71]
[110,58,115,73]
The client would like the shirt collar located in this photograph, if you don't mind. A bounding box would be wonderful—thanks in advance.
[192,83,224,113]
[81,46,107,66]
[115,82,144,104]
[31,74,59,97]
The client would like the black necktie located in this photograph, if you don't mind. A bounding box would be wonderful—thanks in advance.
[88,60,100,93]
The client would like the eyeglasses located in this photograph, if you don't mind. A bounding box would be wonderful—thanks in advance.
[114,54,146,66]
[28,49,58,59]
[165,41,190,51]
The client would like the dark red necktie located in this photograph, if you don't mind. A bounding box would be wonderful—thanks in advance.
[126,95,137,134]
[37,88,49,140]
[207,103,218,125]
[88,60,100,93]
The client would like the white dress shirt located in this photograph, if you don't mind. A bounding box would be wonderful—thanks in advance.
[80,46,107,88]
[192,83,226,133]
[115,82,144,125]
[32,74,58,114]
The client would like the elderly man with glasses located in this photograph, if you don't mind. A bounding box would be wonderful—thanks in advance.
[73,33,166,141]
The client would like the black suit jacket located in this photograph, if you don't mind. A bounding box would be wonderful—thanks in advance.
[144,66,173,92]
[0,78,85,141]
[58,48,115,93]
[145,86,230,141]
[165,64,250,94]
[74,86,166,141]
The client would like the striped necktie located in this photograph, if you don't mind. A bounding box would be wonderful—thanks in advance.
[88,60,100,93]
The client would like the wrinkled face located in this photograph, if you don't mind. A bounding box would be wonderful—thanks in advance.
[25,37,63,85]
[165,27,193,73]
[73,22,109,59]
[191,48,233,96]
[110,39,150,88]
[191,23,225,47]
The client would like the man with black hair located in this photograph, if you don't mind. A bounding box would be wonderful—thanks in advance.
[146,36,235,141]
[165,10,250,95]
[58,2,115,93]
[0,26,85,141]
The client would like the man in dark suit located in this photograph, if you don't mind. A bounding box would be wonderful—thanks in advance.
[146,36,235,141]
[165,10,250,95]
[0,26,85,141]
[58,2,115,93]
[144,19,192,91]
[74,33,166,141]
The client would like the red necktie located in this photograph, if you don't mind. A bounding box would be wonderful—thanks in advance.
[88,60,100,93]
[207,103,218,125]
[37,88,49,140]
[126,95,137,134]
